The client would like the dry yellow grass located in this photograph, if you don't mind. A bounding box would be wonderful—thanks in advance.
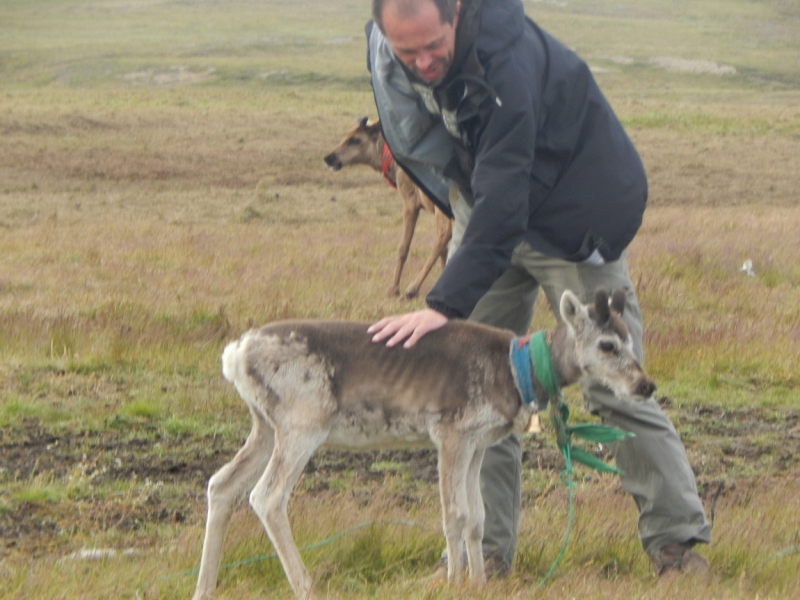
[2,0,800,598]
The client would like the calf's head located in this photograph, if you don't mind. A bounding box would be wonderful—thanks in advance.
[559,289,656,400]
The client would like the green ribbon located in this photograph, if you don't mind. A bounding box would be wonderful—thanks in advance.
[529,331,560,401]
[549,397,634,476]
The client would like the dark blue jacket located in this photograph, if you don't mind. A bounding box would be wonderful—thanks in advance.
[367,0,647,319]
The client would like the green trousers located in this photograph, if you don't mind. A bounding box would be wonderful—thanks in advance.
[449,198,711,571]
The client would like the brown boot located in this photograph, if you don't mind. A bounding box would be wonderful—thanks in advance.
[649,543,710,577]
[484,549,511,579]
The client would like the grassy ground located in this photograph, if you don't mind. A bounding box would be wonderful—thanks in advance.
[1,0,799,598]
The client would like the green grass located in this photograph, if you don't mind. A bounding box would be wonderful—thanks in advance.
[1,0,799,598]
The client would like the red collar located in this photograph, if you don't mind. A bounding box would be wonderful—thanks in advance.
[381,141,397,189]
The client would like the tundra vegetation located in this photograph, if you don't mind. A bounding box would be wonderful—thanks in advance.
[0,1,798,599]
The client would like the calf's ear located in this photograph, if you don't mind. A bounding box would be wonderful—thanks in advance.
[560,290,589,333]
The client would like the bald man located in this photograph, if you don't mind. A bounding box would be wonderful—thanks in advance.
[364,0,711,579]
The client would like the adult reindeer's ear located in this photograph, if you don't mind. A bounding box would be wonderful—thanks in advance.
[560,290,589,333]
[594,288,610,325]
[611,288,626,316]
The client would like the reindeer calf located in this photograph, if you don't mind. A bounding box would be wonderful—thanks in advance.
[324,117,452,299]
[192,289,655,600]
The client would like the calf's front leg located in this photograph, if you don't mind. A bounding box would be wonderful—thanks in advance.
[465,446,487,583]
[249,429,328,600]
[436,438,473,584]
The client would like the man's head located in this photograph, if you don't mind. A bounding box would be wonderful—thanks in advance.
[373,0,462,85]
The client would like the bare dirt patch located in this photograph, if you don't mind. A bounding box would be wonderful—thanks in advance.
[122,67,217,86]
[649,57,737,75]
[0,420,228,558]
[3,402,798,560]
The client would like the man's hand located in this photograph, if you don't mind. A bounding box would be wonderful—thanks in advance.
[368,308,448,348]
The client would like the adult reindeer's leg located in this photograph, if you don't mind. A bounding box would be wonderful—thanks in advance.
[389,203,420,297]
[405,206,452,298]
[249,428,328,600]
[193,412,275,600]
[437,209,452,268]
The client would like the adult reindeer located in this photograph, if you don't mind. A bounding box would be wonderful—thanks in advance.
[324,117,452,299]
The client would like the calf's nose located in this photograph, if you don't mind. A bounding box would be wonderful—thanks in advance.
[635,379,656,398]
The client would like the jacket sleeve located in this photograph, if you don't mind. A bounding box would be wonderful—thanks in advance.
[427,44,539,319]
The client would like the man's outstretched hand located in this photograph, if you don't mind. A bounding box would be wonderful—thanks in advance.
[368,308,448,348]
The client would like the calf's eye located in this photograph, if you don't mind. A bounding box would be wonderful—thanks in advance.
[599,341,617,354]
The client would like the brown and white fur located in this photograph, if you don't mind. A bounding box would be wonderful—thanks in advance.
[191,289,655,600]
[324,117,452,299]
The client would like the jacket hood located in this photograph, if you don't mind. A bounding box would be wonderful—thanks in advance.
[462,0,526,58]
[447,0,482,81]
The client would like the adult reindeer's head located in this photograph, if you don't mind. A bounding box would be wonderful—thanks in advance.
[559,289,656,400]
[323,116,383,171]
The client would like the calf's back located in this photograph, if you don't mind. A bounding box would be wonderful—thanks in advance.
[224,320,522,449]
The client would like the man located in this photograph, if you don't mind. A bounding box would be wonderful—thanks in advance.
[365,0,711,578]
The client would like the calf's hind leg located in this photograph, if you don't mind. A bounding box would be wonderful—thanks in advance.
[193,413,275,600]
[249,428,329,600]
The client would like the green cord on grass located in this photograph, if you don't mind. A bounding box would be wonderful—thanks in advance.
[135,402,633,596]
[134,520,423,599]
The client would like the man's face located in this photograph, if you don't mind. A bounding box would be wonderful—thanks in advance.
[381,0,460,85]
